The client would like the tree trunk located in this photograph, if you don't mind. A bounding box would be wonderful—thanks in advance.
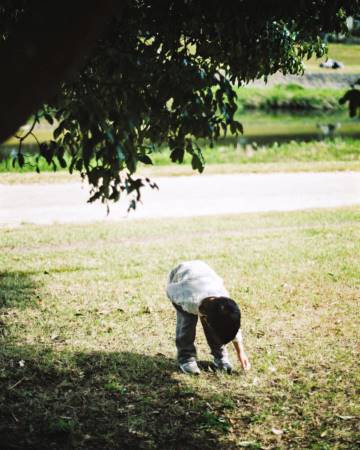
[0,0,118,143]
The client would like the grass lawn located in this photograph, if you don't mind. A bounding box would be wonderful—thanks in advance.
[150,138,360,166]
[1,207,359,449]
[1,160,360,186]
[234,85,347,111]
[1,138,359,184]
[305,43,360,73]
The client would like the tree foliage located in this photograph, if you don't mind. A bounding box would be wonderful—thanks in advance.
[1,0,358,205]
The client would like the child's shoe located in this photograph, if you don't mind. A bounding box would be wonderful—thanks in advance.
[179,360,201,375]
[214,357,233,373]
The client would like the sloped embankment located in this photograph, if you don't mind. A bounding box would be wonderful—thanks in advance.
[250,72,359,88]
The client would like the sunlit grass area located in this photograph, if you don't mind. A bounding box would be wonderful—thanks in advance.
[151,138,360,165]
[4,125,53,147]
[234,85,347,111]
[305,43,360,73]
[238,111,355,136]
[1,207,359,449]
[1,160,360,186]
[1,138,360,181]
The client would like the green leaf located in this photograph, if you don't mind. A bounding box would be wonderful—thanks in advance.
[170,147,185,163]
[40,143,53,165]
[44,113,54,125]
[18,153,25,168]
[75,159,83,171]
[191,153,204,173]
[138,155,153,165]
[57,156,67,168]
[230,120,244,135]
[116,144,126,161]
[53,126,62,140]
[63,132,72,145]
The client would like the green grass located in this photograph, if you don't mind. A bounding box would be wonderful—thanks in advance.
[1,138,359,182]
[306,43,360,73]
[237,111,359,139]
[235,84,347,111]
[1,207,359,449]
[1,160,360,185]
[151,138,360,166]
[325,43,360,66]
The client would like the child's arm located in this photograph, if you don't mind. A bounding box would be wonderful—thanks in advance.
[232,330,251,371]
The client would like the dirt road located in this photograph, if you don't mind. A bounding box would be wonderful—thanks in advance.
[0,172,359,226]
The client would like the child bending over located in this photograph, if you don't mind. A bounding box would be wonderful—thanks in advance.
[167,260,250,375]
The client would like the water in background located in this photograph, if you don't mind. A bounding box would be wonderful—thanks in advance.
[236,110,360,145]
[0,110,359,162]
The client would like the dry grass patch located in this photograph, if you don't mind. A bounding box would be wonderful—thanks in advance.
[0,207,359,449]
[1,160,360,186]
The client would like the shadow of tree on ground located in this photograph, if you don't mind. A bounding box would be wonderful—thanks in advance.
[0,271,40,310]
[0,270,41,343]
[0,271,245,449]
[0,346,245,450]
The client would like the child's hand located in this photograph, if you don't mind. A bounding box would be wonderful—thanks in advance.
[239,350,251,371]
[233,340,251,371]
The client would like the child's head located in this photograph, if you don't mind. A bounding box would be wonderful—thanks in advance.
[199,296,241,345]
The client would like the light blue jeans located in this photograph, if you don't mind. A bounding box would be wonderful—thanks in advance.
[174,304,228,364]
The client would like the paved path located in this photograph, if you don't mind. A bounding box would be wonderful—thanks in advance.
[0,172,359,226]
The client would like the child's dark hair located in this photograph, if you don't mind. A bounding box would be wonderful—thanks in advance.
[200,296,241,345]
